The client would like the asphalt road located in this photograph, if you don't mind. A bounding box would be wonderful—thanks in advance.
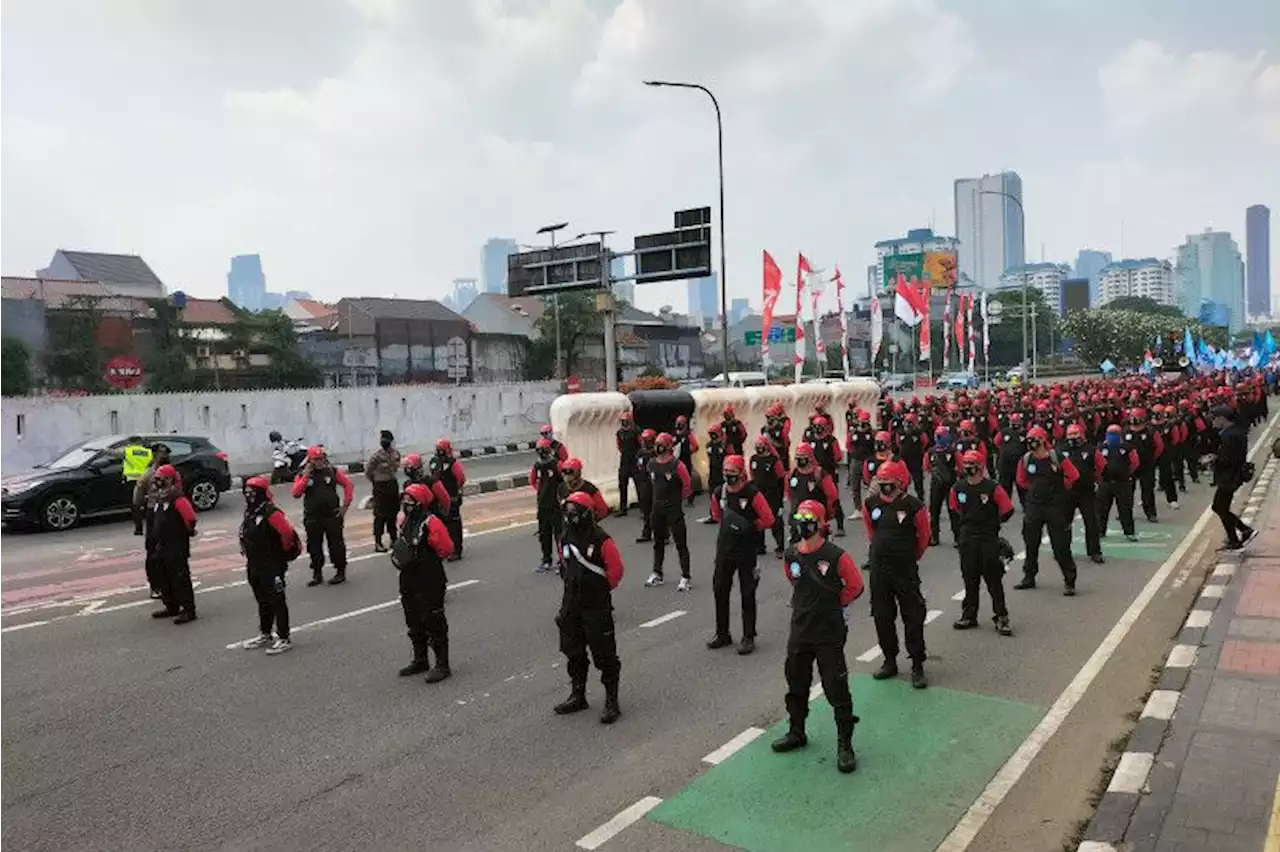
[1,432,1271,852]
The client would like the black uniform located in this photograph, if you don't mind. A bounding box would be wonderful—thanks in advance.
[532,457,564,566]
[300,469,347,581]
[705,441,726,513]
[1097,440,1138,537]
[952,478,1011,623]
[648,456,691,580]
[240,502,293,640]
[750,449,786,552]
[863,493,929,668]
[558,523,622,698]
[811,434,845,531]
[996,424,1026,500]
[722,419,748,456]
[897,424,928,499]
[846,424,874,512]
[1129,427,1161,521]
[927,444,960,544]
[1212,422,1252,548]
[787,467,828,543]
[633,447,655,540]
[675,429,696,506]
[391,508,452,673]
[713,484,768,641]
[616,424,639,511]
[429,454,465,557]
[148,495,197,617]
[1060,443,1103,560]
[1018,452,1079,589]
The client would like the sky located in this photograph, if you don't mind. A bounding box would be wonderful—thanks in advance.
[2,0,1277,316]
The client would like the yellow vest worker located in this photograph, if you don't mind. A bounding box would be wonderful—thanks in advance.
[122,442,153,482]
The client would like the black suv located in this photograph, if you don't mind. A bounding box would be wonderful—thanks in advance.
[2,435,233,531]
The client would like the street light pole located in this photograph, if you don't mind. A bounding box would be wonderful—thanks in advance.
[979,189,1028,375]
[644,80,731,385]
[578,230,618,392]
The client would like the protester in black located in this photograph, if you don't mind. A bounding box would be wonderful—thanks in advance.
[147,464,199,624]
[1097,425,1141,542]
[633,429,657,541]
[1211,406,1257,551]
[949,451,1015,635]
[238,476,300,654]
[749,435,787,556]
[530,438,565,573]
[291,446,355,586]
[1014,426,1081,595]
[1059,422,1105,564]
[699,423,727,525]
[708,455,776,655]
[674,415,700,507]
[1126,408,1165,522]
[645,433,693,590]
[391,484,455,682]
[924,427,960,545]
[615,412,640,516]
[428,439,467,560]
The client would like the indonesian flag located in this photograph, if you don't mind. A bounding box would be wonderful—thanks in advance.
[810,270,826,360]
[967,293,976,373]
[917,279,931,361]
[834,266,849,379]
[760,251,782,371]
[942,288,952,369]
[894,272,926,327]
[794,253,811,381]
[981,291,991,364]
[954,293,966,357]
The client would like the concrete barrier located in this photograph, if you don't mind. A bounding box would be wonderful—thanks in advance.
[550,391,631,505]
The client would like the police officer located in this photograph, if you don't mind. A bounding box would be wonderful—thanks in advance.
[862,460,932,688]
[238,476,300,654]
[391,484,455,682]
[557,457,610,521]
[708,455,776,655]
[366,429,401,552]
[291,446,355,586]
[1014,426,1081,595]
[148,464,199,624]
[1060,423,1105,564]
[1097,425,1140,542]
[429,439,467,560]
[645,433,693,590]
[773,499,864,773]
[531,438,564,573]
[121,436,153,535]
[615,412,640,516]
[749,435,787,556]
[949,451,1015,635]
[554,491,625,724]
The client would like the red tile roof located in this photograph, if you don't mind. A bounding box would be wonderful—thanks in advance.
[179,297,238,326]
[292,298,336,319]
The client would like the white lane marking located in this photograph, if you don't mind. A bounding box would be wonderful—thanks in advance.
[1166,644,1198,668]
[575,796,664,851]
[935,411,1280,852]
[951,590,965,601]
[1170,566,1192,590]
[855,610,943,664]
[1141,690,1180,721]
[809,683,825,700]
[1212,562,1236,578]
[1184,610,1212,629]
[925,608,944,625]
[639,610,686,629]
[1077,843,1120,852]
[1199,585,1225,600]
[1,620,50,633]
[702,727,766,765]
[1106,752,1154,794]
[76,600,106,616]
[94,598,158,615]
[222,579,481,649]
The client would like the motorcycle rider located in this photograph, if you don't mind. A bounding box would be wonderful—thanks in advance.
[238,476,300,654]
[391,484,456,683]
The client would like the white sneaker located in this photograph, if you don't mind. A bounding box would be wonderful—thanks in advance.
[850,510,863,520]
[265,637,292,655]
[242,633,272,650]
[677,577,692,592]
[1170,501,1180,510]
[645,572,664,587]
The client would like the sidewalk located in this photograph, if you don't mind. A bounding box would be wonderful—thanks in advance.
[1083,454,1280,852]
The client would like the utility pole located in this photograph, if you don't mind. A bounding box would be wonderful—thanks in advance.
[537,222,568,381]
[578,230,618,392]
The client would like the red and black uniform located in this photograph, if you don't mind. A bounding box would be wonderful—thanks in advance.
[616,421,640,513]
[709,482,775,643]
[1059,441,1104,560]
[862,491,931,671]
[647,455,693,581]
[949,477,1015,623]
[924,440,960,544]
[994,422,1027,500]
[1127,424,1164,521]
[556,478,610,521]
[148,489,199,619]
[722,416,748,456]
[530,455,565,568]
[240,494,298,640]
[403,464,452,519]
[786,466,838,542]
[1154,416,1182,506]
[703,438,727,522]
[765,418,792,469]
[895,421,928,499]
[633,441,656,540]
[846,422,875,511]
[811,430,845,533]
[429,451,467,557]
[1015,451,1081,591]
[750,446,787,553]
[674,426,699,506]
[291,464,354,584]
[557,514,624,710]
[391,505,455,676]
[1097,436,1140,537]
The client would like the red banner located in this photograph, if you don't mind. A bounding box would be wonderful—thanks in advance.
[761,250,782,369]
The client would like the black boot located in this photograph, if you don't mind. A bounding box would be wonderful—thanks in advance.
[423,641,451,683]
[1013,576,1035,590]
[600,682,621,725]
[707,634,734,650]
[399,640,429,676]
[173,610,197,625]
[151,607,179,619]
[554,680,589,714]
[307,570,323,587]
[771,723,808,753]
[872,659,899,680]
[911,662,928,689]
[836,719,857,773]
[327,569,347,586]
[374,539,387,553]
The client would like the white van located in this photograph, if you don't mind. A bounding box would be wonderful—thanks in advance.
[709,371,770,388]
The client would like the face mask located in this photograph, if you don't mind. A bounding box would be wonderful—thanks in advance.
[1105,433,1122,447]
[565,473,581,487]
[538,451,552,461]
[795,517,820,539]
[963,465,979,477]
[1068,437,1083,447]
[796,457,811,468]
[725,473,741,486]
[401,500,418,515]
[244,489,264,507]
[1027,439,1041,451]
[879,483,897,497]
[566,508,591,529]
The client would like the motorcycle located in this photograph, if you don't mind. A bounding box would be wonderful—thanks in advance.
[271,438,310,483]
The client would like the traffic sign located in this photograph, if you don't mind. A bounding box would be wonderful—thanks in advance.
[986,300,1004,316]
[633,206,712,284]
[744,327,796,345]
[445,337,469,380]
[566,375,581,393]
[104,355,144,390]
[507,243,604,297]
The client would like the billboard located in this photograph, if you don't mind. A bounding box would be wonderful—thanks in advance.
[881,250,958,291]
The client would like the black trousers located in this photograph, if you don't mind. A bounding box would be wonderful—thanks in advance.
[249,571,290,638]
[445,503,463,556]
[850,457,868,510]
[1137,466,1158,518]
[869,565,927,664]
[1157,457,1178,505]
[537,505,562,564]
[157,550,195,613]
[784,639,857,733]
[558,603,620,687]
[825,469,846,530]
[145,551,164,594]
[903,456,925,499]
[617,463,634,510]
[304,514,347,573]
[634,479,653,538]
[958,537,1008,620]
[371,481,400,544]
[1171,444,1187,490]
[132,502,145,534]
[1022,508,1078,586]
[998,461,1019,502]
[1097,478,1136,536]
[1063,487,1102,558]
[713,555,759,639]
[1213,484,1250,546]
[652,512,691,578]
[400,576,447,659]
[929,479,959,543]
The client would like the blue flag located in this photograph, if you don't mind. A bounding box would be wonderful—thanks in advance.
[1266,330,1277,360]
[1183,328,1194,362]
[1100,359,1115,374]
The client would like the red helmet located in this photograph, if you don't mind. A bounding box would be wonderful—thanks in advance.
[402,453,423,470]
[723,454,746,474]
[1026,425,1050,442]
[540,424,554,437]
[403,483,434,507]
[306,445,326,462]
[1066,423,1084,439]
[874,430,891,444]
[655,432,674,452]
[934,425,950,437]
[675,415,688,427]
[723,404,736,416]
[795,499,827,523]
[878,459,910,488]
[564,490,597,513]
[641,428,658,441]
[960,450,983,466]
[243,475,273,500]
[155,463,179,480]
[435,438,452,454]
[794,442,814,463]
[707,422,723,435]
[1107,424,1123,435]
[959,418,975,433]
[1009,412,1023,424]
[560,457,583,474]
[1129,408,1147,421]
[536,437,553,450]
[754,435,773,453]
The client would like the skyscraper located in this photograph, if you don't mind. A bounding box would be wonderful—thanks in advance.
[730,298,749,325]
[227,254,267,312]
[481,238,519,295]
[1246,205,1271,319]
[1073,249,1112,307]
[1176,230,1244,331]
[686,273,718,327]
[954,172,1025,289]
[450,278,480,313]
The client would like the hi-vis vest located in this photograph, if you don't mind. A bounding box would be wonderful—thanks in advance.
[122,445,153,481]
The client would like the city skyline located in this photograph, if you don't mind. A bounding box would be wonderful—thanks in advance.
[1247,205,1271,319]
[954,172,1026,290]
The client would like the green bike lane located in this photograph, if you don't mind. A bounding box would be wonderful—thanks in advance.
[592,502,1208,852]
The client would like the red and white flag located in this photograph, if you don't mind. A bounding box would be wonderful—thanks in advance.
[981,291,990,364]
[870,296,883,364]
[761,251,782,371]
[834,266,849,379]
[954,293,966,357]
[794,253,812,382]
[967,293,976,373]
[942,288,952,369]
[894,272,926,326]
[917,279,931,361]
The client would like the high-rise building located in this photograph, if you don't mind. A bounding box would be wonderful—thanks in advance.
[730,298,750,325]
[998,263,1072,316]
[1175,229,1244,331]
[1098,258,1176,307]
[686,273,718,327]
[1073,249,1112,307]
[1246,205,1271,319]
[954,172,1025,289]
[227,254,267,312]
[450,277,480,313]
[481,238,519,295]
[609,254,635,305]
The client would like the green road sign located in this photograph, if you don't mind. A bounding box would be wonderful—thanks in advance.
[745,327,797,345]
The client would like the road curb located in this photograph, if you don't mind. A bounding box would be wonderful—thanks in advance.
[1080,452,1278,851]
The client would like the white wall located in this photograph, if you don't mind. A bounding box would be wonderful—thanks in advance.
[1,382,559,474]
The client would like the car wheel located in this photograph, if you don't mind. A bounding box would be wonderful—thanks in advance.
[188,477,220,512]
[40,494,81,531]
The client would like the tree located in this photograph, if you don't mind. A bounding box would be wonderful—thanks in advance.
[532,292,604,377]
[44,295,111,392]
[523,337,555,380]
[145,298,196,392]
[1104,296,1185,318]
[1,337,34,396]
[1061,309,1227,367]
[255,311,322,388]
